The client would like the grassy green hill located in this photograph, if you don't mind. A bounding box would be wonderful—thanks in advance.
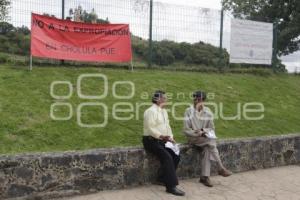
[0,65,299,154]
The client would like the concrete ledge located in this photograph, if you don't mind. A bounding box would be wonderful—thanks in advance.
[0,134,299,199]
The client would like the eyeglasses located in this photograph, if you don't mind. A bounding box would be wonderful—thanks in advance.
[194,98,204,102]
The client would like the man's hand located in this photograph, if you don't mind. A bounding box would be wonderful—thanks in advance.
[195,129,206,137]
[159,135,176,143]
[159,135,169,141]
[168,137,176,143]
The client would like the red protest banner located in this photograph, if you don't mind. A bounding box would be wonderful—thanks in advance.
[30,13,132,62]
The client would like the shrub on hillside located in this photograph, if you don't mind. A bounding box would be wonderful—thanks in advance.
[0,22,31,56]
[0,54,8,63]
[151,44,175,66]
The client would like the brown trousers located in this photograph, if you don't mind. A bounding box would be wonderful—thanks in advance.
[188,136,224,177]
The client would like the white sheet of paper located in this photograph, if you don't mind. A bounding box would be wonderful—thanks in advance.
[206,130,217,139]
[165,142,180,155]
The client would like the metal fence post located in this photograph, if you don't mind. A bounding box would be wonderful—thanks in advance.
[272,20,278,72]
[61,0,65,65]
[62,0,65,19]
[218,8,224,70]
[148,0,153,68]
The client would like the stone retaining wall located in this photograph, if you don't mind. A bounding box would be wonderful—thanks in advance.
[0,134,299,200]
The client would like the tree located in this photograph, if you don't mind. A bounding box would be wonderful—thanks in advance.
[0,0,10,21]
[222,0,300,56]
[68,6,109,24]
[151,44,175,66]
[0,21,13,34]
[0,22,31,55]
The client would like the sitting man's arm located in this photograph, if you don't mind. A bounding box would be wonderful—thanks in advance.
[202,109,215,134]
[183,110,202,137]
[201,119,217,139]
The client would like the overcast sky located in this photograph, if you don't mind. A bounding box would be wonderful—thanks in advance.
[158,0,221,9]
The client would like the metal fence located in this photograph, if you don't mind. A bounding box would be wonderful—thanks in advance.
[6,0,231,67]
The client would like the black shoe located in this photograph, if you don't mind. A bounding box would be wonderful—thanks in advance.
[166,187,185,196]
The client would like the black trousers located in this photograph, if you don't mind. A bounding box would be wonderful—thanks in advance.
[142,136,180,189]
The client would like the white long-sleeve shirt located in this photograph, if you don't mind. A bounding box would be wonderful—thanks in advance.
[143,104,173,139]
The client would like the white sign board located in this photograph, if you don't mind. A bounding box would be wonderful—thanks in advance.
[230,19,273,65]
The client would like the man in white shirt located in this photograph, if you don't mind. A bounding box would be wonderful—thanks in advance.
[143,90,185,196]
[183,91,232,187]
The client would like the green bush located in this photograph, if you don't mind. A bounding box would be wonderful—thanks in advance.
[0,22,31,56]
[132,42,147,57]
[0,54,8,63]
[152,45,175,66]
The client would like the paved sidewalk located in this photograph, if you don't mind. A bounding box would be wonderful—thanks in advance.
[59,165,300,200]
